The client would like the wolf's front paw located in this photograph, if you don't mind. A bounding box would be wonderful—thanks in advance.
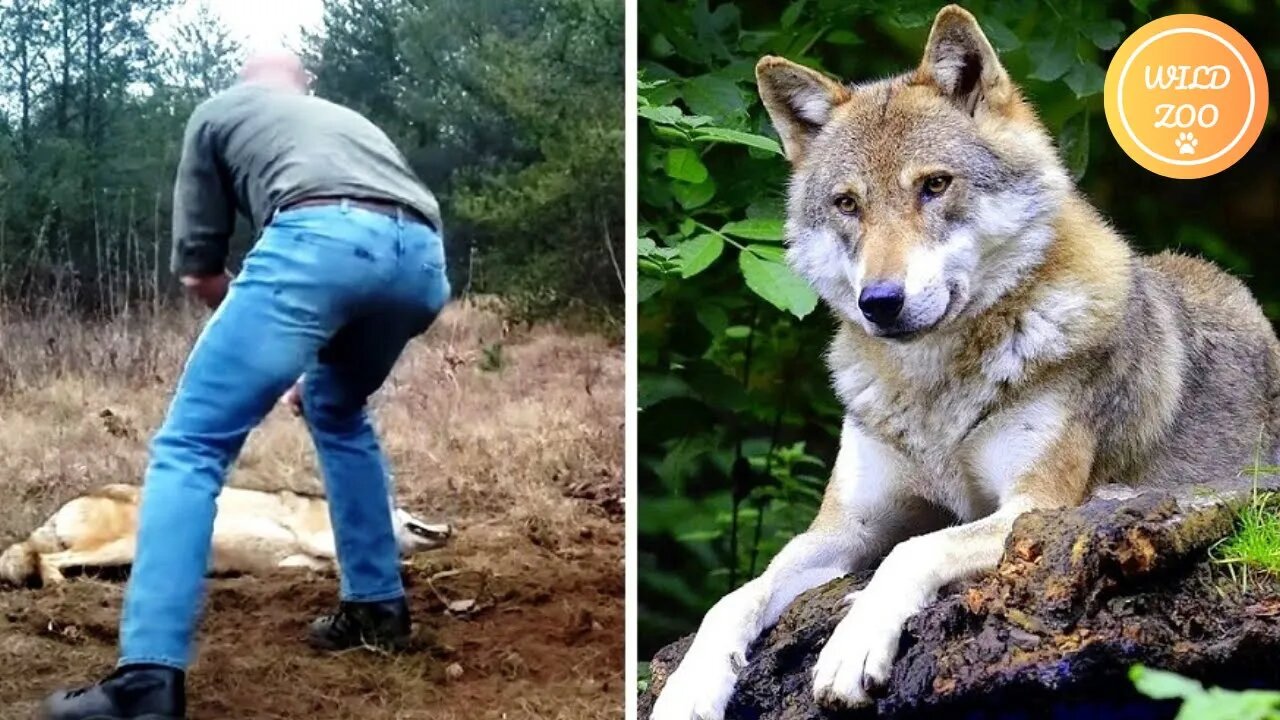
[811,591,903,708]
[650,650,742,720]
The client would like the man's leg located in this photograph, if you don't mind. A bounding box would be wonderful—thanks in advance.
[301,313,431,650]
[304,320,411,602]
[39,277,334,717]
[118,272,336,669]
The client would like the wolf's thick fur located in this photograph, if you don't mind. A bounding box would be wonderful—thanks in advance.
[0,484,451,587]
[650,6,1280,718]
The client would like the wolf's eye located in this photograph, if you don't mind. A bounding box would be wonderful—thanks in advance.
[921,175,952,199]
[833,194,859,216]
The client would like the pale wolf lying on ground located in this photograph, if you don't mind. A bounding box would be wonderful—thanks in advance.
[0,484,452,587]
[651,5,1280,718]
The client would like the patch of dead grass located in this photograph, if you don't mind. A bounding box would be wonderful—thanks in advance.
[0,298,623,719]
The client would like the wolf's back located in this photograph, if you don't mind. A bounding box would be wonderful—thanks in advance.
[1123,251,1280,481]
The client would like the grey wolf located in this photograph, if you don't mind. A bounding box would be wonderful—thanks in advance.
[43,50,450,720]
[0,483,451,587]
[650,5,1280,717]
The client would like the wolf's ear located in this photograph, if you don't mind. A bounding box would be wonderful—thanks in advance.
[919,5,1014,115]
[756,56,851,162]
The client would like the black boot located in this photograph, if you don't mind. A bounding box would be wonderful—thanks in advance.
[308,597,411,652]
[39,664,185,720]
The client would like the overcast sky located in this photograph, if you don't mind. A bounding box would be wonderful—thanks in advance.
[156,0,324,53]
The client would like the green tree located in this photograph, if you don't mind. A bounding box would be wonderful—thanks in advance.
[0,0,622,324]
[306,0,625,322]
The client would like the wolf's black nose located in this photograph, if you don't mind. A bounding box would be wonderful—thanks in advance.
[858,282,905,326]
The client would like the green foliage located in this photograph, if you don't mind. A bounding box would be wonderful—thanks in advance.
[309,0,624,324]
[1131,665,1280,720]
[637,0,1280,660]
[0,0,621,323]
[0,0,236,313]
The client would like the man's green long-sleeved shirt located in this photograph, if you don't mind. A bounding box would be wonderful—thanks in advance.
[171,83,441,277]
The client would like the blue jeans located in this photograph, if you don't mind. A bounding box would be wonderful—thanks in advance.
[119,202,450,669]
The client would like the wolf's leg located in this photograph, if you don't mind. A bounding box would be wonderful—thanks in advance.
[650,420,945,720]
[294,528,337,561]
[811,420,1094,708]
[38,559,66,585]
[39,538,137,584]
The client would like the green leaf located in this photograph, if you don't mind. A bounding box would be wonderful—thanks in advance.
[682,75,746,121]
[690,127,783,155]
[739,246,817,318]
[1064,62,1105,98]
[678,234,725,278]
[679,114,715,128]
[651,124,690,143]
[780,0,806,29]
[1130,666,1280,720]
[721,218,784,241]
[695,305,729,335]
[671,177,717,209]
[887,9,931,28]
[638,373,693,408]
[665,148,709,183]
[655,437,718,490]
[1059,111,1090,181]
[638,105,684,125]
[1028,32,1074,82]
[1129,665,1204,700]
[645,83,683,107]
[637,275,664,302]
[980,18,1021,52]
[1084,19,1125,50]
[637,236,658,257]
[651,243,680,260]
[1130,0,1153,10]
[1181,691,1280,720]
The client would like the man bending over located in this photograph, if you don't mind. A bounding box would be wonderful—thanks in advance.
[41,50,450,720]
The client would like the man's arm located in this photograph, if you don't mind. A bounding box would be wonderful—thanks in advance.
[171,106,235,308]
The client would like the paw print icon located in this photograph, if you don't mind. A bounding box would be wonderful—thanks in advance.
[1175,132,1199,156]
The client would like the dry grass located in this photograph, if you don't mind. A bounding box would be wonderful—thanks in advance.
[0,298,624,719]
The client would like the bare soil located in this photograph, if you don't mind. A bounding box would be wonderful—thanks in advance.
[0,300,623,720]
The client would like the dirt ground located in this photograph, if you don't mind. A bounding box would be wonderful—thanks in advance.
[0,300,624,719]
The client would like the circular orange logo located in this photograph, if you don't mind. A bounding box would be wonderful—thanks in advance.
[1104,14,1268,179]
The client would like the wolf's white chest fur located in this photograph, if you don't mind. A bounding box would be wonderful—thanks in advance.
[828,319,1071,522]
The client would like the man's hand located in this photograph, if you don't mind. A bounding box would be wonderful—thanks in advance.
[181,272,231,310]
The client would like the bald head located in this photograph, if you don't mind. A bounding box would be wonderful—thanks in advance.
[239,50,310,93]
